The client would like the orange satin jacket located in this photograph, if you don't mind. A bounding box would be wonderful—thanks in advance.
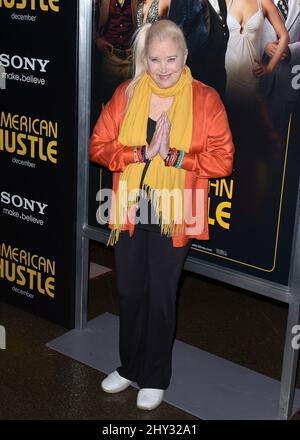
[90,79,234,247]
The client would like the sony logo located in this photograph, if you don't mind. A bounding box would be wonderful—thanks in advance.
[1,191,48,215]
[0,54,50,73]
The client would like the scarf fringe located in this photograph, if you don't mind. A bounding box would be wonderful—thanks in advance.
[107,184,185,246]
[142,183,185,237]
[107,228,121,246]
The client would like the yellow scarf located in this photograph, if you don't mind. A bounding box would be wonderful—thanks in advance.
[108,66,193,245]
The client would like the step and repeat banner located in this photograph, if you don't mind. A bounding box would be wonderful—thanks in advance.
[89,3,300,286]
[0,1,79,328]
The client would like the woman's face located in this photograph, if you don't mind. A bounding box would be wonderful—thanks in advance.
[146,36,187,89]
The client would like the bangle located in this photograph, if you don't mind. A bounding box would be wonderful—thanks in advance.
[169,149,179,167]
[133,147,139,163]
[134,147,144,163]
[165,148,178,167]
[141,145,150,164]
[174,150,185,169]
[137,147,144,163]
[165,148,179,167]
[164,148,172,165]
[145,145,152,161]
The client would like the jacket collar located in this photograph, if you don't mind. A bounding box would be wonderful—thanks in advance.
[274,0,300,31]
[285,0,300,30]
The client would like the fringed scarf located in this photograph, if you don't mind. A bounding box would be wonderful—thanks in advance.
[108,66,193,245]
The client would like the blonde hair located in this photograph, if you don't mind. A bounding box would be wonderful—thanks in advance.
[126,20,188,102]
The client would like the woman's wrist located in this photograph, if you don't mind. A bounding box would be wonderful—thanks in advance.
[133,146,185,168]
[164,148,185,168]
[142,145,151,164]
[133,146,151,164]
[163,148,171,164]
[164,148,178,166]
[133,146,143,163]
[146,145,156,159]
[174,150,185,168]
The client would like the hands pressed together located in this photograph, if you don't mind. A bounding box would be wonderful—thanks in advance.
[147,112,171,160]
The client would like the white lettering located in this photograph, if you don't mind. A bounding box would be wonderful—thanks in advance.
[0,53,50,73]
[0,325,6,350]
[291,325,300,350]
[291,65,300,90]
[0,191,48,215]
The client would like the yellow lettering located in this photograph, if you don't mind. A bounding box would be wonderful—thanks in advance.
[16,265,26,286]
[17,133,27,155]
[45,276,55,298]
[47,140,57,163]
[16,0,26,9]
[215,202,232,230]
[38,137,47,161]
[219,179,234,199]
[5,260,15,282]
[37,272,45,293]
[209,180,219,196]
[0,0,60,11]
[49,0,59,12]
[0,112,12,128]
[40,0,48,11]
[27,268,36,289]
[5,130,16,153]
[1,0,15,9]
[0,258,4,278]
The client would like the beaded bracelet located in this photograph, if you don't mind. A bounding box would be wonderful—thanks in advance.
[141,145,151,164]
[133,147,144,163]
[165,148,179,167]
[133,147,140,163]
[174,150,185,169]
[164,148,172,166]
[164,148,177,166]
[169,149,179,167]
[164,148,185,168]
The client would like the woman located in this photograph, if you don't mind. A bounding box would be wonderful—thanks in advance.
[136,0,170,27]
[225,0,289,104]
[90,20,234,411]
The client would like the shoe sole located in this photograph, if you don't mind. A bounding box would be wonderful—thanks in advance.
[101,382,132,394]
[136,400,163,410]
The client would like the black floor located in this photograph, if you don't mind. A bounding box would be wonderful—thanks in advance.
[0,241,299,420]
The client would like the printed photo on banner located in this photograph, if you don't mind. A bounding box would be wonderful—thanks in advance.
[89,0,300,283]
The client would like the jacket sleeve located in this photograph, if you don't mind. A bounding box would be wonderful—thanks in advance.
[89,86,135,173]
[180,91,235,178]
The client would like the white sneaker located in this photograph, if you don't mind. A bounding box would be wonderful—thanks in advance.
[101,370,133,393]
[136,388,164,410]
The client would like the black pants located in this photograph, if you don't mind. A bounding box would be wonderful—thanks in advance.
[114,227,191,389]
